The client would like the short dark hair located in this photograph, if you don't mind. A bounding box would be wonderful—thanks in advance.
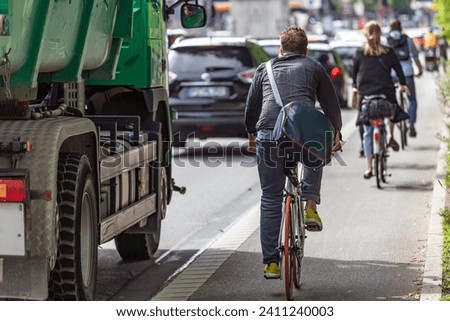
[280,26,308,55]
[390,19,402,31]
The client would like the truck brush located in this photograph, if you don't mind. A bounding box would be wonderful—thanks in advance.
[0,99,30,119]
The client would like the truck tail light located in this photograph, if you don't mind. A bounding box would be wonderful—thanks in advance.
[330,66,343,79]
[0,178,27,202]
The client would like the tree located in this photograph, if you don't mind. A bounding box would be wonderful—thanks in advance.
[330,0,378,14]
[389,0,410,13]
[436,0,450,39]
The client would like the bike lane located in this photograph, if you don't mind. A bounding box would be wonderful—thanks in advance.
[152,72,444,301]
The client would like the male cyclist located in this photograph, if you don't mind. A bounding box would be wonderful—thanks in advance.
[245,26,342,279]
[387,19,423,137]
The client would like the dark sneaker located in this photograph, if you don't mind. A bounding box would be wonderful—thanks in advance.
[264,262,281,279]
[305,208,323,232]
[409,125,417,137]
[387,138,400,151]
[363,170,373,179]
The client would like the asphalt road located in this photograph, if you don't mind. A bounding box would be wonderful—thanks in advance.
[95,69,444,301]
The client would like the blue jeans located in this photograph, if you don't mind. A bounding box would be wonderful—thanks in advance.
[405,76,417,125]
[256,129,323,264]
[363,124,374,157]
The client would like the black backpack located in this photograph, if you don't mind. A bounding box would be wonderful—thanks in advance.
[388,34,410,61]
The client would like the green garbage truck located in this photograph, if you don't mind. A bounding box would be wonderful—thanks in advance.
[0,0,205,300]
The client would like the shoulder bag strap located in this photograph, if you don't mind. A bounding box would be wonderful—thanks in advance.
[265,61,284,107]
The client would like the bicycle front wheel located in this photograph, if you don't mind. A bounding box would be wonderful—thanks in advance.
[283,195,294,301]
[399,120,408,149]
[292,196,304,289]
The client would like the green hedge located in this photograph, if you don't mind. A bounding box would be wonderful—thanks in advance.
[441,207,450,299]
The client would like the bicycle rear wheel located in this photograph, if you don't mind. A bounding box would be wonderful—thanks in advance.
[375,154,382,189]
[381,151,388,183]
[283,195,294,301]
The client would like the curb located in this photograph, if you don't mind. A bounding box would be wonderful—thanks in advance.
[420,120,446,301]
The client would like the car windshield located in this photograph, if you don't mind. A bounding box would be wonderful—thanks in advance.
[261,45,280,58]
[169,46,253,74]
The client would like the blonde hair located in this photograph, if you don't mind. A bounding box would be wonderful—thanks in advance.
[363,21,387,56]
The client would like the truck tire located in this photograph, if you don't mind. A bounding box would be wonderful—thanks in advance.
[114,166,167,260]
[49,154,98,300]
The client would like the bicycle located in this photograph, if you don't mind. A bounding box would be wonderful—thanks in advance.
[278,158,306,301]
[372,117,390,189]
[396,84,409,149]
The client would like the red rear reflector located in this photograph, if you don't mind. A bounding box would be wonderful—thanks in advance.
[0,178,27,202]
[330,66,343,79]
[374,132,380,142]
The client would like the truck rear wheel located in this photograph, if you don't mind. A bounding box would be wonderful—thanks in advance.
[114,167,167,260]
[49,154,98,300]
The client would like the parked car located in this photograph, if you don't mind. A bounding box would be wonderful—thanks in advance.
[168,37,270,146]
[258,39,351,108]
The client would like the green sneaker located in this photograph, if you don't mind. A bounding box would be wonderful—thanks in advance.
[264,262,281,279]
[305,208,323,232]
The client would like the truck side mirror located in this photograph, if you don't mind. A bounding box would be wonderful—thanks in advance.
[180,3,206,29]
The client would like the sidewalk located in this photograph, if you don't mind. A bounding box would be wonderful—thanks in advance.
[420,113,447,300]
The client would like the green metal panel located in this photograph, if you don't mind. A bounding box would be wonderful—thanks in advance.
[87,0,167,89]
[40,0,118,82]
[85,38,123,81]
[47,0,96,82]
[0,1,50,99]
[113,0,133,38]
[0,0,120,99]
[0,0,7,14]
[0,0,168,99]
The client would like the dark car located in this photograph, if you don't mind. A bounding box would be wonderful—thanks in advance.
[258,40,350,108]
[308,42,351,108]
[168,37,270,146]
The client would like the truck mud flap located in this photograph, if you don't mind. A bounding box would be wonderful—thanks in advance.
[0,256,48,300]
